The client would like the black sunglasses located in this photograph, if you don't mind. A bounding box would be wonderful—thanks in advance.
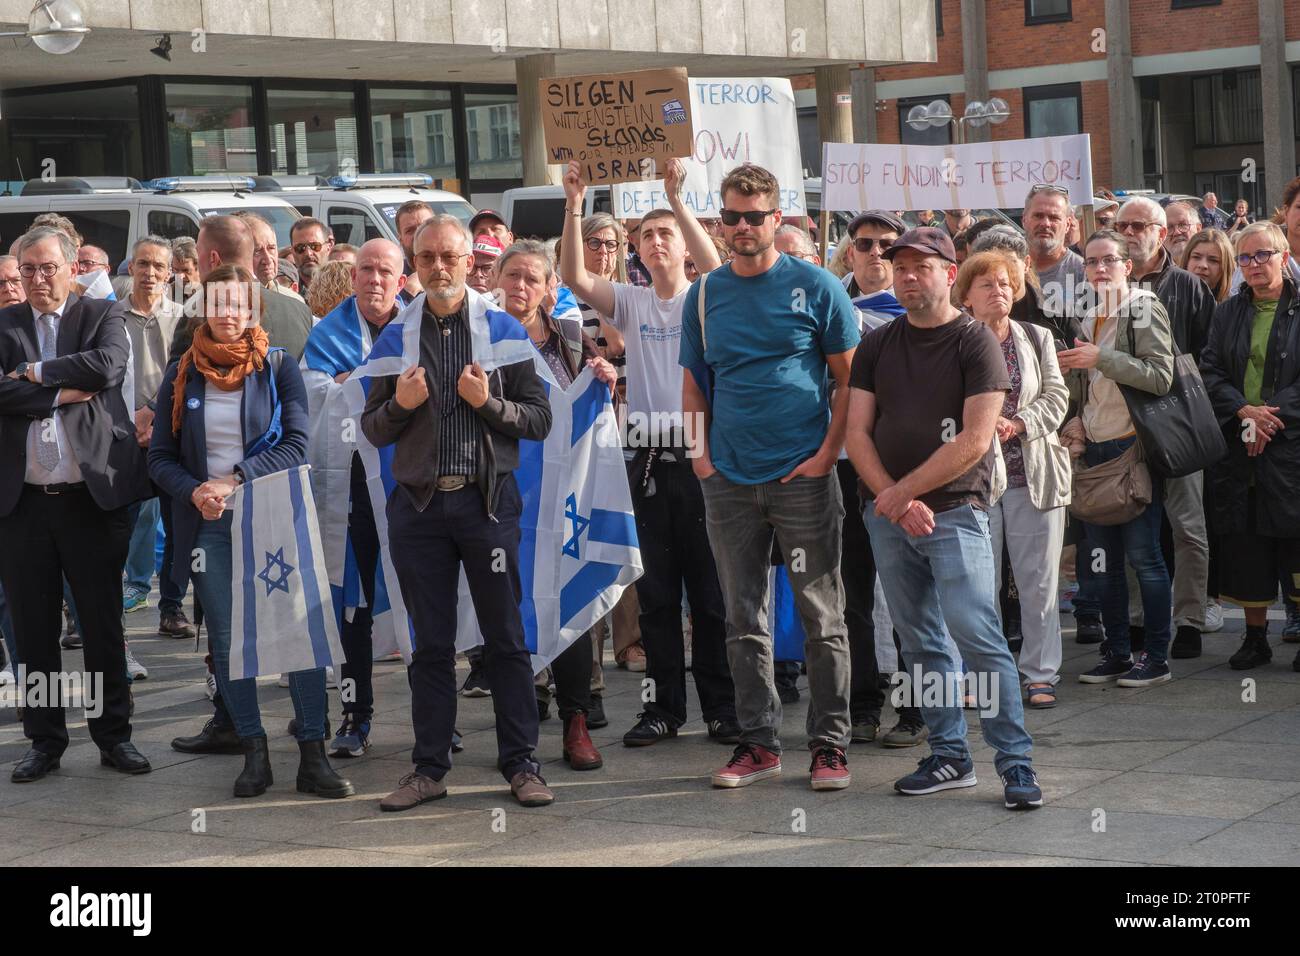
[853,237,894,253]
[720,208,778,227]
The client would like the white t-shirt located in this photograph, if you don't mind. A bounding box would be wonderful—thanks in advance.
[611,282,690,431]
[204,383,245,480]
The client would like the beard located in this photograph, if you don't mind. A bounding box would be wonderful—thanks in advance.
[1029,233,1063,257]
[429,280,464,301]
[730,234,773,258]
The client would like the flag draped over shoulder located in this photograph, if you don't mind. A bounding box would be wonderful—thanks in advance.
[300,296,402,657]
[229,465,345,679]
[346,287,642,671]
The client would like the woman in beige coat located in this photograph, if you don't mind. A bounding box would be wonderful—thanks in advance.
[958,251,1072,707]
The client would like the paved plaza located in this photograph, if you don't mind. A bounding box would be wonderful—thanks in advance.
[2,604,1299,867]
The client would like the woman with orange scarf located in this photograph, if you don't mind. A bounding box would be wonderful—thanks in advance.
[149,265,352,800]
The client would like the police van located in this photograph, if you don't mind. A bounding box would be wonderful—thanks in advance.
[0,176,306,271]
[250,173,476,247]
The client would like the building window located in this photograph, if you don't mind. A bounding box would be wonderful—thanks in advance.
[0,83,143,186]
[164,82,257,177]
[1024,83,1082,137]
[898,96,952,146]
[266,87,359,177]
[1025,0,1071,24]
[368,87,456,180]
[464,91,521,182]
[1193,70,1262,146]
[1172,0,1220,7]
[936,0,943,36]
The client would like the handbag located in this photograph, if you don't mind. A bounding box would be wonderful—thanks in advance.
[1120,326,1227,478]
[1068,440,1152,525]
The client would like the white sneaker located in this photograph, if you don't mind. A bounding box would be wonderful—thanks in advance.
[1203,600,1224,633]
[204,672,217,700]
[0,663,15,687]
[124,645,148,681]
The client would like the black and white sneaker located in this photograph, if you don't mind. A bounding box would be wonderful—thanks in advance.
[1116,652,1172,687]
[707,718,741,744]
[894,754,977,795]
[1000,764,1044,810]
[460,663,491,698]
[1078,652,1133,683]
[622,712,677,747]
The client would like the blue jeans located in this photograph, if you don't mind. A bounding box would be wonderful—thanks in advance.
[1081,437,1172,662]
[1072,521,1102,618]
[190,512,328,741]
[124,498,160,594]
[865,503,1033,774]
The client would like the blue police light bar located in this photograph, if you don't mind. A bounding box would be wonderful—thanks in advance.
[325,173,434,190]
[144,176,256,193]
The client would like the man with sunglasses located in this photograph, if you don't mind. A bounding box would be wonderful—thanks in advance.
[1117,195,1216,660]
[289,218,334,295]
[467,235,505,295]
[679,163,859,791]
[560,158,741,750]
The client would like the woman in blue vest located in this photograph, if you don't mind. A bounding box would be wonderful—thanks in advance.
[149,264,352,800]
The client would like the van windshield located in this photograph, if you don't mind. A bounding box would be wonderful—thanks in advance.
[201,205,303,248]
[375,201,475,229]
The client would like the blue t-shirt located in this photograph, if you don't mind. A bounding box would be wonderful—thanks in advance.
[678,254,860,484]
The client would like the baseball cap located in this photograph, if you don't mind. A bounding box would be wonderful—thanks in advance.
[472,235,506,258]
[1092,196,1119,213]
[469,209,508,233]
[847,210,906,236]
[882,226,957,264]
[276,258,299,282]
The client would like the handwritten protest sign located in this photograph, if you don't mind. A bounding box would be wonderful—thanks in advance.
[821,134,1093,212]
[540,68,693,185]
[612,78,806,219]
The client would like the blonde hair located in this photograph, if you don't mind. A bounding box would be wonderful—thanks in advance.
[955,250,1024,310]
[306,260,355,317]
[1179,228,1235,303]
[1233,220,1288,255]
[828,238,851,278]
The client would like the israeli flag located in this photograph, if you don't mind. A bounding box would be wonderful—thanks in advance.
[229,465,344,679]
[77,269,117,301]
[346,287,641,671]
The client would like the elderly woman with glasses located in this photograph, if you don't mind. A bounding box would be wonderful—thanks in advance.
[1058,229,1177,688]
[1200,221,1300,671]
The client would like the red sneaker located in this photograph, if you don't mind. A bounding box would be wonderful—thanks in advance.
[711,743,782,788]
[809,746,851,791]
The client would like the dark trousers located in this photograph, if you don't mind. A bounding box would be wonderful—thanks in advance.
[550,629,593,720]
[388,476,538,782]
[339,456,378,720]
[156,490,186,615]
[629,454,735,727]
[0,486,134,756]
[838,461,920,724]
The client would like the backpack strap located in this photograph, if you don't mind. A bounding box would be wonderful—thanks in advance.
[698,271,710,353]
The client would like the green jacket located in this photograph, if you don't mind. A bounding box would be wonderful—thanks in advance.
[1068,287,1175,411]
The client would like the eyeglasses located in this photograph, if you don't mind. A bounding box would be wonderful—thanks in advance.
[415,251,470,267]
[77,259,108,271]
[1236,249,1281,267]
[585,238,620,253]
[1115,220,1158,233]
[1084,255,1128,268]
[293,241,325,255]
[720,208,778,227]
[0,276,21,287]
[1167,221,1197,234]
[18,262,63,279]
[1096,214,1117,227]
[468,261,496,275]
[853,237,894,254]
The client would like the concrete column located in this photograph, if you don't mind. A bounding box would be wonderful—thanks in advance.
[850,67,878,143]
[816,65,853,150]
[1105,0,1143,187]
[1260,0,1296,201]
[516,53,559,187]
[960,0,989,143]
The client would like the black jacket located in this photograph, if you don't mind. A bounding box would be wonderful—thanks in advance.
[1200,276,1300,536]
[360,295,551,517]
[0,294,152,516]
[1133,251,1216,361]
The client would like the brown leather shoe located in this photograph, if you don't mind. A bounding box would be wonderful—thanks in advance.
[379,771,447,812]
[562,713,603,771]
[510,769,555,807]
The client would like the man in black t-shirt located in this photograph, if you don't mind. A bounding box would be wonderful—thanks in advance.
[844,227,1043,811]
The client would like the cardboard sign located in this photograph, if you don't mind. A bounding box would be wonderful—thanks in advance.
[612,78,806,219]
[540,68,693,185]
[821,134,1094,212]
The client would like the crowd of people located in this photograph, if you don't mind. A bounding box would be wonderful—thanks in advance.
[1,161,1297,819]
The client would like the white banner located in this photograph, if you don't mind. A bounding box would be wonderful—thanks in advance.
[612,78,806,219]
[820,134,1094,213]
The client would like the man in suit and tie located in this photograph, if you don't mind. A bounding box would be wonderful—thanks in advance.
[0,226,154,782]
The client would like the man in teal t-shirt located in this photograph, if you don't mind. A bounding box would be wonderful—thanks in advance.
[679,163,859,793]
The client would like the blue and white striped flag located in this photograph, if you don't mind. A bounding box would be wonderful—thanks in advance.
[345,287,641,670]
[229,464,344,679]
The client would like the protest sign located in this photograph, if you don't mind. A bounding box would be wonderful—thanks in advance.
[612,78,806,219]
[540,68,693,185]
[821,134,1093,212]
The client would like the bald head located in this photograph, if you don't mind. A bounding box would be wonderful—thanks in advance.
[197,215,254,280]
[353,238,407,326]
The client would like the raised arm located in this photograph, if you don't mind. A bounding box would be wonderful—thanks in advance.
[560,161,617,319]
[665,158,721,274]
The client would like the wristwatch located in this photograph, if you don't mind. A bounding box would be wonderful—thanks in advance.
[14,361,30,380]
